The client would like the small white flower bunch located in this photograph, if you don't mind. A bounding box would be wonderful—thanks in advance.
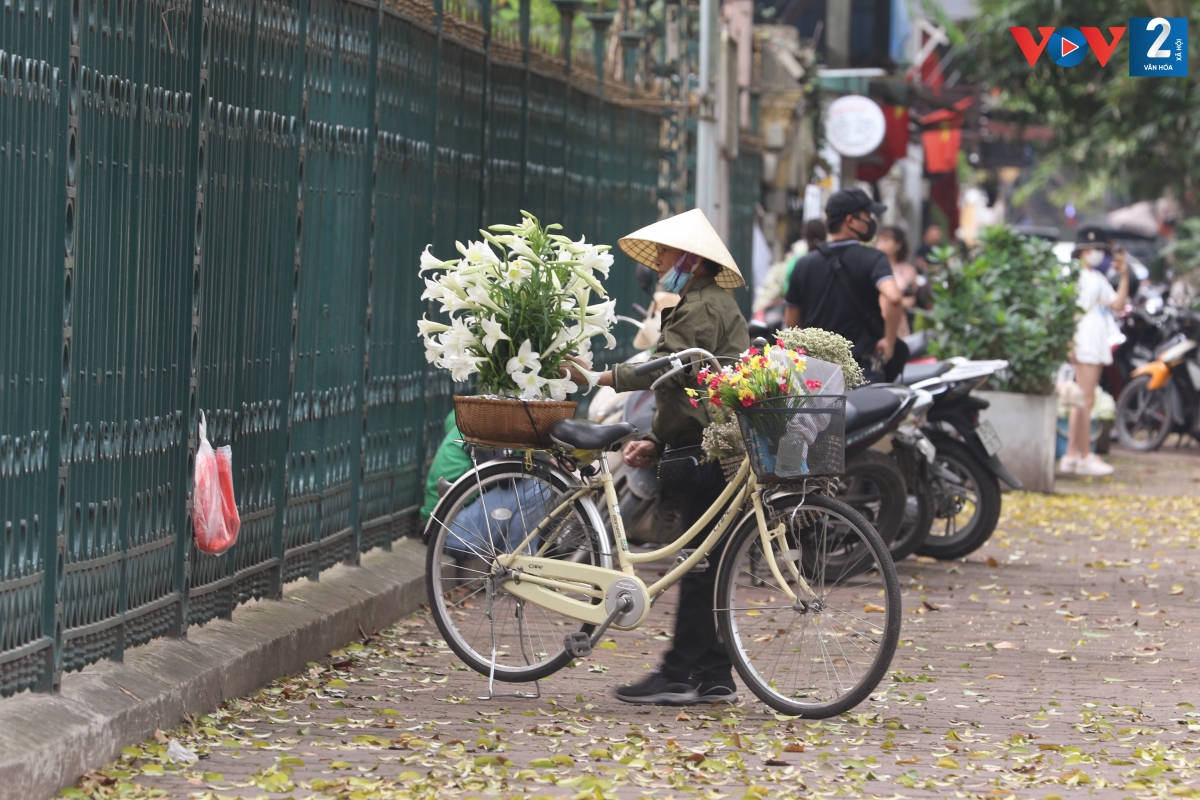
[418,213,617,401]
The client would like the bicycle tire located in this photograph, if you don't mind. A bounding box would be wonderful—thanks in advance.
[424,459,608,683]
[715,494,901,718]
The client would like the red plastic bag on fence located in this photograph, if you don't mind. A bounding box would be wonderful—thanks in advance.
[193,411,241,556]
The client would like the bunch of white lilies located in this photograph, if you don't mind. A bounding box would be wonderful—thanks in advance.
[418,214,616,401]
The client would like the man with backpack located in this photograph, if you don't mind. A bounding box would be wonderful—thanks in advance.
[782,188,906,383]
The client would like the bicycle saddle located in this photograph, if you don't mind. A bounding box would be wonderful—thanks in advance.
[549,419,638,450]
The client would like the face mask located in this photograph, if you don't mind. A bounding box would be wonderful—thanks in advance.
[1082,250,1105,267]
[661,252,701,293]
[853,215,878,243]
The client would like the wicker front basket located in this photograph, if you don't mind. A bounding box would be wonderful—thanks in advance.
[454,395,578,449]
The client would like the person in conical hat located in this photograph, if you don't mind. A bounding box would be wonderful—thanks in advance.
[562,208,748,706]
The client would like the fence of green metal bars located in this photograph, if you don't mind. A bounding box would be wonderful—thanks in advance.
[0,0,760,697]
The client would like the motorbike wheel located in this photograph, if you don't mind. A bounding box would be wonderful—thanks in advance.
[891,475,935,562]
[916,438,1002,561]
[832,450,907,547]
[1115,375,1172,452]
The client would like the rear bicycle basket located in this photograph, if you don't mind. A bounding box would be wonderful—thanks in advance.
[735,395,846,483]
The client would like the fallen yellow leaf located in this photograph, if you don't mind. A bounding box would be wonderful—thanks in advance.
[864,604,886,613]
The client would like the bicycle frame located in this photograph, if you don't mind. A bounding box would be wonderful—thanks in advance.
[492,451,816,629]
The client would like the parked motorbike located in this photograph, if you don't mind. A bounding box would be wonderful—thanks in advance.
[900,358,1019,561]
[836,383,933,560]
[1115,311,1200,451]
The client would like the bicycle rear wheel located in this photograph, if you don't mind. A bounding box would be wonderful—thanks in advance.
[424,459,610,682]
[715,494,900,718]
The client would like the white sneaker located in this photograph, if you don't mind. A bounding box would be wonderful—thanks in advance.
[1057,455,1078,475]
[1074,454,1114,477]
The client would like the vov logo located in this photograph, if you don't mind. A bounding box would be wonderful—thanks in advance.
[1009,26,1127,68]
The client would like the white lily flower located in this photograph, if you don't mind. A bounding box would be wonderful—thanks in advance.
[466,283,504,314]
[420,278,448,303]
[506,340,541,375]
[456,239,499,267]
[544,376,577,402]
[507,236,543,265]
[545,326,573,354]
[513,369,548,399]
[419,244,447,272]
[443,317,479,351]
[444,353,485,382]
[424,335,445,364]
[578,247,613,278]
[502,259,532,284]
[417,317,450,337]
[480,315,510,353]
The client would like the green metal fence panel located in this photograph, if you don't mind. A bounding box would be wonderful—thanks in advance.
[0,0,66,696]
[282,0,374,581]
[0,0,704,696]
[728,143,760,319]
[57,0,196,676]
[485,61,521,227]
[187,0,304,624]
[362,11,435,549]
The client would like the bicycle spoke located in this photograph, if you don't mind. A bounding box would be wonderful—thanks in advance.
[428,463,608,682]
[720,496,899,717]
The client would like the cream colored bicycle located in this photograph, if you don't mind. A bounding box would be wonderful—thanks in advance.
[424,349,901,718]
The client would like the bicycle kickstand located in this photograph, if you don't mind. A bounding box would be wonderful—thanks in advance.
[478,575,541,702]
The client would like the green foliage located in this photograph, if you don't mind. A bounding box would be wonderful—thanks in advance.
[967,0,1200,212]
[492,0,595,55]
[927,226,1080,395]
[1162,217,1200,278]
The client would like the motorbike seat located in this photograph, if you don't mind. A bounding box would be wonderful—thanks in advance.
[549,419,638,451]
[844,387,902,432]
[900,361,953,385]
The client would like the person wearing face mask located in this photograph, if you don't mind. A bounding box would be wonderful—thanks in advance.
[1062,226,1129,477]
[782,188,906,382]
[560,208,749,705]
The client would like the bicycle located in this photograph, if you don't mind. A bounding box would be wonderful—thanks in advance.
[423,349,901,718]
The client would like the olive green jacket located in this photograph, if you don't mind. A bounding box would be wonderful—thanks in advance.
[613,274,749,447]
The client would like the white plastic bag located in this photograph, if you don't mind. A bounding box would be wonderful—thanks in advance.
[193,411,240,556]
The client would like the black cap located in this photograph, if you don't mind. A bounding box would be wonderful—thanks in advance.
[1074,225,1111,251]
[825,187,887,219]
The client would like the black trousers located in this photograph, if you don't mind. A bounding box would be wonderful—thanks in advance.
[659,458,734,683]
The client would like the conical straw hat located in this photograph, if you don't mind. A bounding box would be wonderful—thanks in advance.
[618,209,745,289]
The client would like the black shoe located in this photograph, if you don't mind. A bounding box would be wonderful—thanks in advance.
[694,678,738,704]
[614,672,699,705]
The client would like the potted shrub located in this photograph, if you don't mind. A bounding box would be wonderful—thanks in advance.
[418,213,616,447]
[926,225,1080,492]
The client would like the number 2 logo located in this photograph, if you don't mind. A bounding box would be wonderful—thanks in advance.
[1145,17,1171,59]
[1129,16,1187,77]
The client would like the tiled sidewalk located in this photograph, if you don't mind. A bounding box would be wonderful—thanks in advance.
[65,489,1200,800]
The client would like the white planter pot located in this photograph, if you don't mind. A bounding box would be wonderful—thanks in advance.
[975,391,1056,493]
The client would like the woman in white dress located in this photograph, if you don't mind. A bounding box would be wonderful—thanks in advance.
[1062,227,1129,477]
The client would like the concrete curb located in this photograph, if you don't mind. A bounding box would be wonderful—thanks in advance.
[0,539,428,800]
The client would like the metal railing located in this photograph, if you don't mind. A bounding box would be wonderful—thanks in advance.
[0,0,731,696]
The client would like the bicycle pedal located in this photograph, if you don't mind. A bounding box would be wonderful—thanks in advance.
[674,549,709,572]
[563,631,592,658]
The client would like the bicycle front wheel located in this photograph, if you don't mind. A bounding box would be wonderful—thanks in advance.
[715,494,901,718]
[424,459,610,682]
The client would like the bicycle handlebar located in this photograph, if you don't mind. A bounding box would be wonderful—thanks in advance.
[633,356,674,376]
[633,348,725,391]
